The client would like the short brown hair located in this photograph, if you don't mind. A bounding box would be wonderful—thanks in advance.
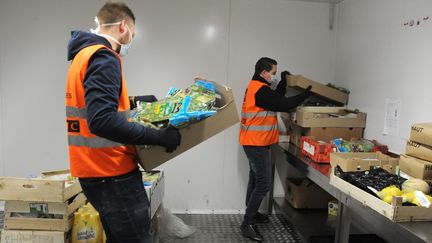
[97,1,135,24]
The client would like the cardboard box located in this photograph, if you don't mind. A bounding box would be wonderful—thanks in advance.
[330,152,398,173]
[142,170,165,219]
[136,82,239,171]
[287,75,349,104]
[406,140,432,162]
[330,169,432,222]
[4,193,86,232]
[1,230,70,243]
[294,107,366,128]
[399,154,432,180]
[285,120,363,147]
[285,178,334,209]
[0,170,81,202]
[410,123,432,147]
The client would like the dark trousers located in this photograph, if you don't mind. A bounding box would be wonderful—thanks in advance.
[79,168,153,243]
[243,145,272,225]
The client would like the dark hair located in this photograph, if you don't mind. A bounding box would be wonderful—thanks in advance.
[255,57,277,74]
[97,2,135,24]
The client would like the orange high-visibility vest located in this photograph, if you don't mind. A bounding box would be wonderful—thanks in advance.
[65,44,137,178]
[239,80,279,146]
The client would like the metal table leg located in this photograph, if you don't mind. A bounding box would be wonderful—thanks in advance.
[335,195,351,243]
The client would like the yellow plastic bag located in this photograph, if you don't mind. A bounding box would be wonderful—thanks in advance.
[72,203,104,243]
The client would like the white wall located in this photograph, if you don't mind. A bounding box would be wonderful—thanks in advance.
[335,0,432,153]
[0,0,335,212]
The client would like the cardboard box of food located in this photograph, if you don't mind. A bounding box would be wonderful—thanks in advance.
[406,140,432,162]
[330,152,398,173]
[330,168,432,222]
[136,82,239,171]
[285,178,334,209]
[287,75,349,105]
[410,123,432,147]
[294,107,366,128]
[284,120,363,147]
[399,154,432,180]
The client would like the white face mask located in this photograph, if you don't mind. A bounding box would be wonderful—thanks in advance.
[271,75,277,83]
[91,17,133,57]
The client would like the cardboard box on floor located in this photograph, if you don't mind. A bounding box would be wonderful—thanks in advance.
[136,81,239,171]
[410,123,432,147]
[406,140,432,162]
[285,178,334,209]
[330,152,398,173]
[287,75,349,105]
[399,154,432,180]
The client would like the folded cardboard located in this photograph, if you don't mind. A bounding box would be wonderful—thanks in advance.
[330,152,398,173]
[136,81,239,171]
[285,178,334,209]
[330,168,432,222]
[399,154,432,180]
[287,75,349,104]
[410,123,432,147]
[294,107,366,128]
[285,120,363,147]
[406,140,432,162]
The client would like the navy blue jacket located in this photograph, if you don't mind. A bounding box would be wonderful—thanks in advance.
[67,31,159,145]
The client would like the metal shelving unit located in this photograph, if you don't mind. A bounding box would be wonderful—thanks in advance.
[270,144,432,243]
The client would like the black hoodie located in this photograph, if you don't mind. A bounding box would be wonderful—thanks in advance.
[67,30,160,145]
[252,73,311,112]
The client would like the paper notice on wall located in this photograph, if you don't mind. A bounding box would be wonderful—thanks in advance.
[383,98,401,136]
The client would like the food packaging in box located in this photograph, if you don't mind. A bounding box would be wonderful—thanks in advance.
[136,82,239,171]
[410,123,432,147]
[399,154,432,180]
[406,140,432,162]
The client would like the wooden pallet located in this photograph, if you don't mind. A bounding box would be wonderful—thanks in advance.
[4,193,86,232]
[0,170,81,203]
[1,229,70,243]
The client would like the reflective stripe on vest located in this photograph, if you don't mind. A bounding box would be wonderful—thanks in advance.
[66,44,137,178]
[239,80,279,146]
[66,106,131,119]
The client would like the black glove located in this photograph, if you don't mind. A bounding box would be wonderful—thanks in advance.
[276,71,291,96]
[129,95,158,109]
[280,71,291,82]
[304,85,313,96]
[158,127,181,153]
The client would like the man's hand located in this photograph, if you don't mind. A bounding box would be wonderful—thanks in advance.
[280,71,291,82]
[158,127,181,153]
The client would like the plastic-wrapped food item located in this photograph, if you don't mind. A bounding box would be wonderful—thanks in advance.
[331,138,375,152]
[133,80,217,128]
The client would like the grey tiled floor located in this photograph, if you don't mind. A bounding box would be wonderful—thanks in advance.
[160,214,302,243]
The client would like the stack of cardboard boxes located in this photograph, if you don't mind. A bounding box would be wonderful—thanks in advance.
[400,123,432,182]
[0,170,85,243]
[282,75,366,147]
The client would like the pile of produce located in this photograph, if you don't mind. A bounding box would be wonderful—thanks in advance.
[133,80,217,128]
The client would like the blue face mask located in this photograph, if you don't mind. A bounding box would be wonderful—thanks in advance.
[91,17,133,57]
